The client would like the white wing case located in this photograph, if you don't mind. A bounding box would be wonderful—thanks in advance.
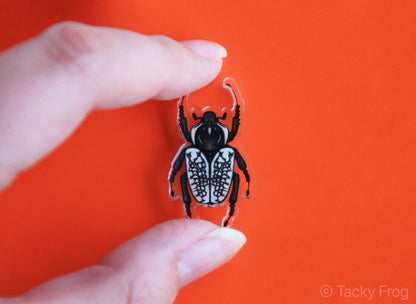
[185,148,210,203]
[211,147,235,203]
[185,147,235,204]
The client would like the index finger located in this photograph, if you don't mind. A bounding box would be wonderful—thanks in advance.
[0,22,226,190]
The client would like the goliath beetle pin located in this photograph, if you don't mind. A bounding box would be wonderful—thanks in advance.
[169,78,251,226]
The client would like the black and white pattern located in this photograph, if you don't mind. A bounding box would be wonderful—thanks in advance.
[185,148,209,203]
[211,148,234,203]
[185,147,235,204]
[169,78,251,227]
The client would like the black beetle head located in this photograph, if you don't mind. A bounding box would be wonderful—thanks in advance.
[191,111,229,151]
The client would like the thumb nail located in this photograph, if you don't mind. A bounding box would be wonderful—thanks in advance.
[178,228,246,286]
[180,40,227,60]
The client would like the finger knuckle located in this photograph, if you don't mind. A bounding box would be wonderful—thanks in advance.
[42,21,100,75]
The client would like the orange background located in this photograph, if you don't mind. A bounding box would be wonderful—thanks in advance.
[0,0,415,303]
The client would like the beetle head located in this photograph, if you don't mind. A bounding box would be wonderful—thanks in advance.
[191,111,229,151]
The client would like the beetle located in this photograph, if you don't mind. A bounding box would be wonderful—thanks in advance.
[169,78,251,226]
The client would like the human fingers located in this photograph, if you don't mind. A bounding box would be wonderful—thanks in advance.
[0,219,245,304]
[0,21,226,190]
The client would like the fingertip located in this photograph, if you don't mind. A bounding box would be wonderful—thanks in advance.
[100,219,219,270]
[135,35,224,101]
[207,227,247,247]
[178,227,246,286]
[180,40,227,60]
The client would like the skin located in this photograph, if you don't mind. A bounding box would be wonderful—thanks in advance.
[0,22,246,304]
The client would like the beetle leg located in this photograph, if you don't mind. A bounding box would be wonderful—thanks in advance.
[178,96,193,143]
[223,172,240,227]
[169,148,186,197]
[223,78,242,143]
[233,148,251,196]
[228,104,240,143]
[181,173,192,218]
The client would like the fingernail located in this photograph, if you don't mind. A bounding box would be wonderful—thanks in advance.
[180,40,227,60]
[178,228,246,286]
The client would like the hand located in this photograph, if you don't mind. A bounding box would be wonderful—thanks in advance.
[0,22,246,304]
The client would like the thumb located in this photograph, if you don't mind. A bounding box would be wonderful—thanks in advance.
[10,219,246,304]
